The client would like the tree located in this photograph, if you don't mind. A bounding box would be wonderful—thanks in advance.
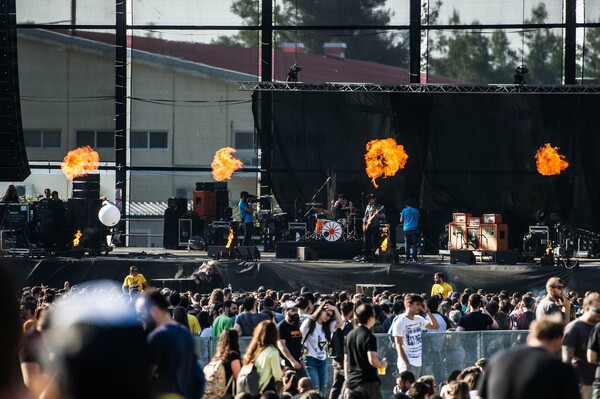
[214,0,409,68]
[582,24,600,81]
[520,3,563,84]
[427,8,517,84]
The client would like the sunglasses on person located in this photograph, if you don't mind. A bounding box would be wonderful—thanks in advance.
[589,306,600,315]
[551,285,564,290]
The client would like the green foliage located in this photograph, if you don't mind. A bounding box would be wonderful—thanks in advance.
[583,26,600,80]
[216,0,409,68]
[520,3,563,84]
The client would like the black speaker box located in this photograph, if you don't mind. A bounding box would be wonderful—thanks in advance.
[297,246,319,261]
[0,0,29,181]
[234,245,261,261]
[167,197,188,216]
[495,250,518,265]
[207,245,230,259]
[216,190,229,218]
[450,250,476,265]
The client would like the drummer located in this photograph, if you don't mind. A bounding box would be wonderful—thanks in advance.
[331,193,354,219]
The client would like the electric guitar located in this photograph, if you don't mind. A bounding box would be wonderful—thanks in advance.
[363,205,384,231]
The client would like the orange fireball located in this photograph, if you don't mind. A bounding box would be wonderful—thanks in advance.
[535,143,569,176]
[73,230,82,247]
[226,228,235,249]
[365,138,408,188]
[211,147,243,181]
[61,146,100,180]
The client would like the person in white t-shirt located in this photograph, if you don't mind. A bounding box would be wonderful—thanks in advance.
[300,301,342,394]
[391,293,439,378]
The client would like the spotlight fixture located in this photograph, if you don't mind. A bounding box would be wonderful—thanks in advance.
[287,63,302,82]
[514,64,529,85]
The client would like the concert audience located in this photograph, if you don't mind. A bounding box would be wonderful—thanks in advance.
[13,273,599,399]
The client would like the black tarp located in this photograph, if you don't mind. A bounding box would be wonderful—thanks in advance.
[2,256,599,295]
[255,92,600,252]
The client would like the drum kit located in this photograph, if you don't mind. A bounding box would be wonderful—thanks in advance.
[304,203,362,242]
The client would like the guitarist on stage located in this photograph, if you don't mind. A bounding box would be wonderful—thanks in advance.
[360,194,385,261]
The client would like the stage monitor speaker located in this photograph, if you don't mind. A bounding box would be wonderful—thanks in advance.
[495,250,518,265]
[207,245,229,259]
[297,246,319,261]
[234,245,260,261]
[193,191,216,217]
[0,0,29,182]
[450,250,476,265]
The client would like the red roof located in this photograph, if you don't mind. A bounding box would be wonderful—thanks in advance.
[52,30,459,84]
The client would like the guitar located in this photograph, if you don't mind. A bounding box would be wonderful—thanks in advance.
[362,206,384,231]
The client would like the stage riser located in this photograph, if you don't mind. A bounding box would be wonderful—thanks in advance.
[276,241,362,259]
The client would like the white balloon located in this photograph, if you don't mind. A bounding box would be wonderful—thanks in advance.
[98,202,121,227]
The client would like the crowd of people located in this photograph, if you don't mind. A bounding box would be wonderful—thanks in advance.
[4,261,598,399]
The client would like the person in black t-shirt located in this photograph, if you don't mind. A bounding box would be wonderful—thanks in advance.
[193,260,224,294]
[277,300,307,378]
[457,294,499,331]
[342,303,387,399]
[477,317,580,399]
[330,301,354,399]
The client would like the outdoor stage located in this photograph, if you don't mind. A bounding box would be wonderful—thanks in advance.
[3,247,600,295]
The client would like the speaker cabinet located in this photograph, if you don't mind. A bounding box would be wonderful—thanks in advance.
[193,191,217,217]
[495,250,518,265]
[0,0,29,181]
[234,245,261,261]
[448,222,467,250]
[450,250,476,265]
[480,224,508,251]
[297,246,319,261]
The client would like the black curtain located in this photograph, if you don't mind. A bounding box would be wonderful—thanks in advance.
[255,91,600,251]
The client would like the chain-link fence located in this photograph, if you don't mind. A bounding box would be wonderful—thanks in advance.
[194,330,528,397]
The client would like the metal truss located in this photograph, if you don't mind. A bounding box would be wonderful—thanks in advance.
[239,82,600,94]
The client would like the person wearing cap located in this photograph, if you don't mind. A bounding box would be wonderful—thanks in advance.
[537,276,571,325]
[277,300,307,378]
[122,266,148,294]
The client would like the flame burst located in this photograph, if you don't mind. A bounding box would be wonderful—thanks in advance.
[73,230,82,247]
[226,228,235,249]
[212,147,243,181]
[365,138,408,188]
[380,226,389,252]
[535,143,569,176]
[61,146,100,180]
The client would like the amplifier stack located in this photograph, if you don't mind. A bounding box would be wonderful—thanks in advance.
[448,213,508,252]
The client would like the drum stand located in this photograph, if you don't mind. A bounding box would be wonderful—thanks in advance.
[345,215,360,241]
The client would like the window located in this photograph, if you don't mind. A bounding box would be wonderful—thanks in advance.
[130,131,168,149]
[24,130,61,148]
[76,130,114,148]
[232,131,258,166]
[233,131,255,150]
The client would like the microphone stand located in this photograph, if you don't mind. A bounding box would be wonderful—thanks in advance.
[303,177,331,218]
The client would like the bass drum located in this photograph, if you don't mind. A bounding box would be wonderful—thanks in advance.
[322,221,343,242]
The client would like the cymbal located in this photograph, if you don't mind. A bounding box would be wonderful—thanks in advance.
[260,194,274,198]
[274,212,287,216]
[306,202,322,206]
[341,207,354,210]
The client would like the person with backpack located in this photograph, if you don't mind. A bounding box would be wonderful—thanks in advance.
[204,329,242,399]
[240,320,283,394]
[300,300,343,395]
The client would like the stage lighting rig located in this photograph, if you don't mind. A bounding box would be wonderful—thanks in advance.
[514,64,529,85]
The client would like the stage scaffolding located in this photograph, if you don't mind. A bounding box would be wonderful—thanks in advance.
[240,82,600,94]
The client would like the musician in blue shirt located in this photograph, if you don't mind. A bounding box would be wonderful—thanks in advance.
[238,191,254,246]
[400,199,420,263]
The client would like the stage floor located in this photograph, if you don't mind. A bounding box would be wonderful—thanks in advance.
[2,247,600,294]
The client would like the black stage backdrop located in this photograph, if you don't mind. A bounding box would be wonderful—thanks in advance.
[3,256,600,295]
[254,92,600,251]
